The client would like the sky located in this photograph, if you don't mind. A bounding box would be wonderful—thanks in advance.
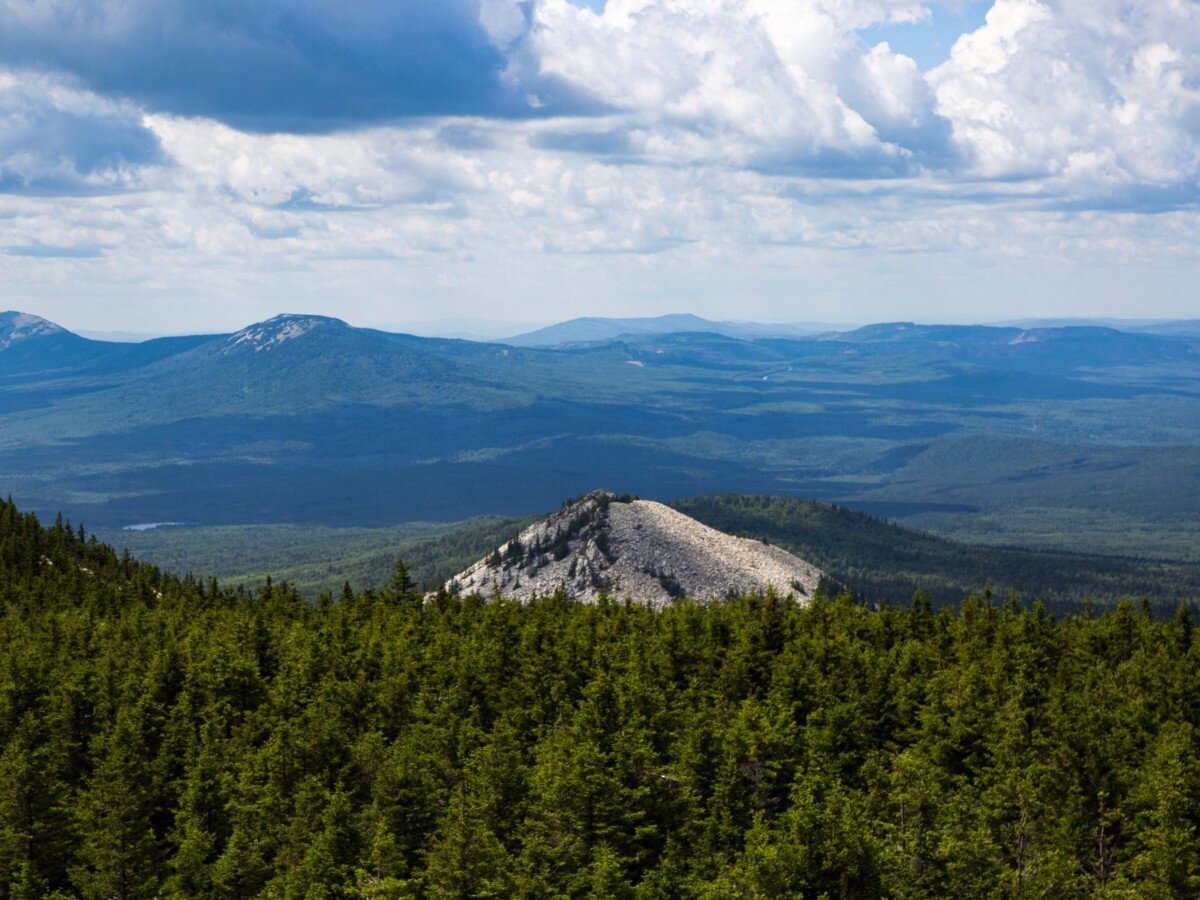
[0,0,1198,334]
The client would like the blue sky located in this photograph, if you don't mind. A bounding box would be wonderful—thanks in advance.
[859,2,991,70]
[0,0,1197,334]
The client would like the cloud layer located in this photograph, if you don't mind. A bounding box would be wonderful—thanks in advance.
[932,0,1200,201]
[0,69,161,193]
[522,0,954,172]
[0,0,605,130]
[0,0,1196,328]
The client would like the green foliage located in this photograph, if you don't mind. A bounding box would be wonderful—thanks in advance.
[673,493,1200,611]
[102,516,533,597]
[3,497,1200,896]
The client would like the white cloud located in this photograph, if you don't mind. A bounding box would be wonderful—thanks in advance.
[148,116,487,209]
[0,68,161,193]
[1,0,1199,330]
[932,0,1200,199]
[519,0,953,170]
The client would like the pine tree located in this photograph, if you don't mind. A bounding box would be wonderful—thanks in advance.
[1116,723,1200,894]
[69,708,162,899]
[423,778,513,898]
[0,714,72,896]
[389,559,423,608]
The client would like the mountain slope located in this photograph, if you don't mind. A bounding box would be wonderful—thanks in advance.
[0,311,217,383]
[131,313,498,412]
[447,489,825,604]
[670,493,1200,608]
[3,310,1200,558]
[99,491,1200,608]
[0,310,113,376]
[0,311,66,347]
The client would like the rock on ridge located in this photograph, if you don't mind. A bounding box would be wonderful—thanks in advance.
[225,314,348,353]
[446,489,825,606]
[0,311,66,349]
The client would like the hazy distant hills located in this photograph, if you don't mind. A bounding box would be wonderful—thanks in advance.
[502,313,829,346]
[825,321,1197,370]
[2,309,1199,561]
[999,317,1200,338]
[504,313,1200,347]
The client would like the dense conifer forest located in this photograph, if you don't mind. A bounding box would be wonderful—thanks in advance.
[2,496,1200,896]
[673,494,1200,611]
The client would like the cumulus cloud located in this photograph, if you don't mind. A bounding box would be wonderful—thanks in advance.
[1,0,1196,196]
[932,0,1200,203]
[148,117,487,209]
[0,69,161,193]
[517,0,953,172]
[0,0,585,131]
[0,0,960,166]
[1,0,1199,329]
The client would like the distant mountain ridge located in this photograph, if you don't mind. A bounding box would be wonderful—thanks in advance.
[502,314,1200,348]
[6,310,1193,367]
[998,317,1200,338]
[502,314,829,346]
[3,309,1199,561]
[447,489,825,604]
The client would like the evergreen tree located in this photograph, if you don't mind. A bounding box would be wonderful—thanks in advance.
[69,708,161,899]
[0,496,1198,895]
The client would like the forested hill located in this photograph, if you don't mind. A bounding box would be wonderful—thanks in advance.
[0,499,171,601]
[672,494,1200,611]
[6,310,1200,561]
[4,497,1200,895]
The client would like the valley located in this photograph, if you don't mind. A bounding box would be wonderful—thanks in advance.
[100,493,1200,611]
[4,310,1200,566]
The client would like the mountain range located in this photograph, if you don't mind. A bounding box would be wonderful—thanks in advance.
[2,309,1199,564]
[502,313,830,346]
[504,314,1200,346]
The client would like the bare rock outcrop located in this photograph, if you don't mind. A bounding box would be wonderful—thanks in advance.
[446,489,824,606]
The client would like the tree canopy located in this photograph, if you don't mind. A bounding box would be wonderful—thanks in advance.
[1,497,1199,896]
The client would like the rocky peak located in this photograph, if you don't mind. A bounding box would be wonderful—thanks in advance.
[225,314,348,353]
[0,311,66,349]
[446,489,825,606]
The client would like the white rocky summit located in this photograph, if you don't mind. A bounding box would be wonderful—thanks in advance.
[226,314,346,353]
[447,489,825,606]
[0,311,65,349]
